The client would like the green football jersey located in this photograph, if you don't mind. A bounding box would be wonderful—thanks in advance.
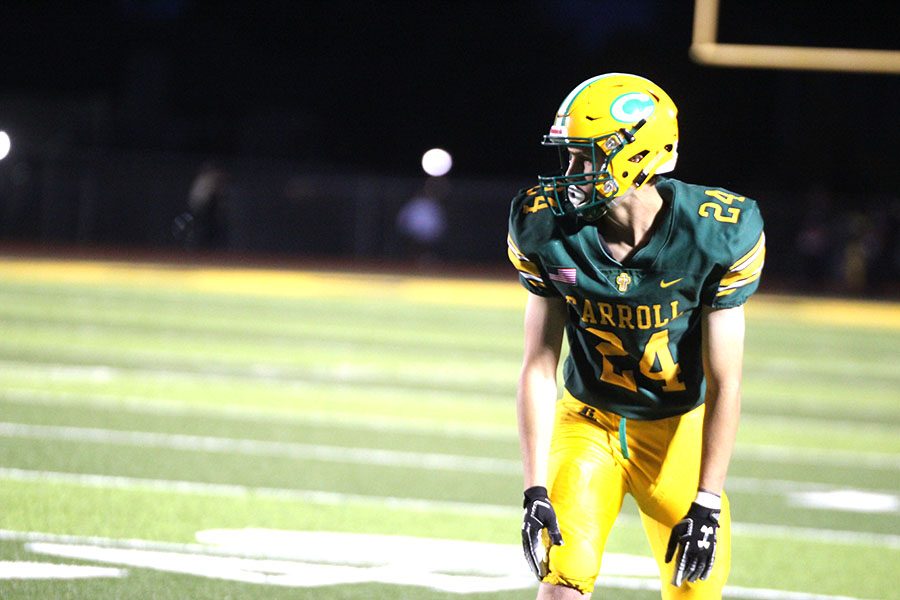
[507,177,765,420]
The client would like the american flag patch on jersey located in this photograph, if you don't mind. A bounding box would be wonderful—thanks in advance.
[548,267,577,285]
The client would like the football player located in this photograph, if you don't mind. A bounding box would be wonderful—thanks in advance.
[509,73,764,599]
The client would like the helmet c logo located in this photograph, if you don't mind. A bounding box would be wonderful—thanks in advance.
[610,93,655,123]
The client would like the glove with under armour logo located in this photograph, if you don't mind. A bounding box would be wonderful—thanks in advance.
[521,486,564,581]
[665,491,721,587]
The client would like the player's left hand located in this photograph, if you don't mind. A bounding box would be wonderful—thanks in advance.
[665,499,720,587]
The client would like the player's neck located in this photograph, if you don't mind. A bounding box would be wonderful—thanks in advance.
[598,185,665,252]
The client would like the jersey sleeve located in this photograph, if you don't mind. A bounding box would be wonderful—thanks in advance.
[705,200,766,308]
[507,187,560,297]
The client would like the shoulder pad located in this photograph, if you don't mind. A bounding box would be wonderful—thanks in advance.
[668,180,765,306]
[667,180,763,256]
[509,186,559,255]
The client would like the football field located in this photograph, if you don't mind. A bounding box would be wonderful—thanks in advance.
[0,256,897,599]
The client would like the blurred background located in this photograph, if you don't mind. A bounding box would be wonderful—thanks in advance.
[1,0,898,296]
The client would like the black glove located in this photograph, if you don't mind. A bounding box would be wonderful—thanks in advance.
[521,486,564,580]
[665,500,720,587]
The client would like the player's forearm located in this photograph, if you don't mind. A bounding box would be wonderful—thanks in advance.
[517,371,558,489]
[698,382,741,495]
[699,305,745,496]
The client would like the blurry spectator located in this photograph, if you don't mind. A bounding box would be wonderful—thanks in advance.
[175,161,233,249]
[396,176,448,265]
[841,212,870,294]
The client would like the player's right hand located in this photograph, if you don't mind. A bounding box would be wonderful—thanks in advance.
[521,486,564,581]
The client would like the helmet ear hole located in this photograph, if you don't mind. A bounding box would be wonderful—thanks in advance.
[628,150,649,163]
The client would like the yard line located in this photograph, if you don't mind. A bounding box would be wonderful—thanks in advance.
[0,530,880,600]
[0,529,880,600]
[0,422,520,474]
[735,443,900,471]
[1,468,898,550]
[0,467,517,518]
[3,388,900,469]
[0,389,516,439]
[724,477,898,498]
[0,358,510,398]
[4,422,900,495]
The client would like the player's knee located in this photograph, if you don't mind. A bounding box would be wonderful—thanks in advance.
[544,538,600,595]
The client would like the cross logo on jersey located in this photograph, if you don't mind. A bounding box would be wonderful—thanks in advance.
[615,272,632,293]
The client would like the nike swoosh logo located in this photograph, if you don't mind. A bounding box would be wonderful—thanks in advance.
[660,278,683,288]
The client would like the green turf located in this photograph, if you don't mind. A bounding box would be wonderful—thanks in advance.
[0,259,898,600]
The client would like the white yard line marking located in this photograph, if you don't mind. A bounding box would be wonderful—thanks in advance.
[0,467,517,518]
[735,443,900,471]
[1,468,898,549]
[2,422,898,504]
[0,422,519,474]
[786,490,899,513]
[0,358,510,394]
[0,389,515,438]
[724,477,899,498]
[2,358,899,431]
[2,391,899,470]
[0,529,881,599]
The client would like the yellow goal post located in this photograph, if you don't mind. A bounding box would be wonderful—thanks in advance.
[691,0,900,74]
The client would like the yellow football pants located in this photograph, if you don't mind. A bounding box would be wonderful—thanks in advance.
[543,393,731,598]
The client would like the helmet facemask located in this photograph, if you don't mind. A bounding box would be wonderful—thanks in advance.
[538,120,647,221]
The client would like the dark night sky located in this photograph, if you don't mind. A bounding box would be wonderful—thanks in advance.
[2,0,899,196]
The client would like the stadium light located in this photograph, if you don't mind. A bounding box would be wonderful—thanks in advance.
[421,148,453,177]
[0,131,10,161]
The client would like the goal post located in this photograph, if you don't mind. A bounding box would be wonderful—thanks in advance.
[690,0,900,74]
